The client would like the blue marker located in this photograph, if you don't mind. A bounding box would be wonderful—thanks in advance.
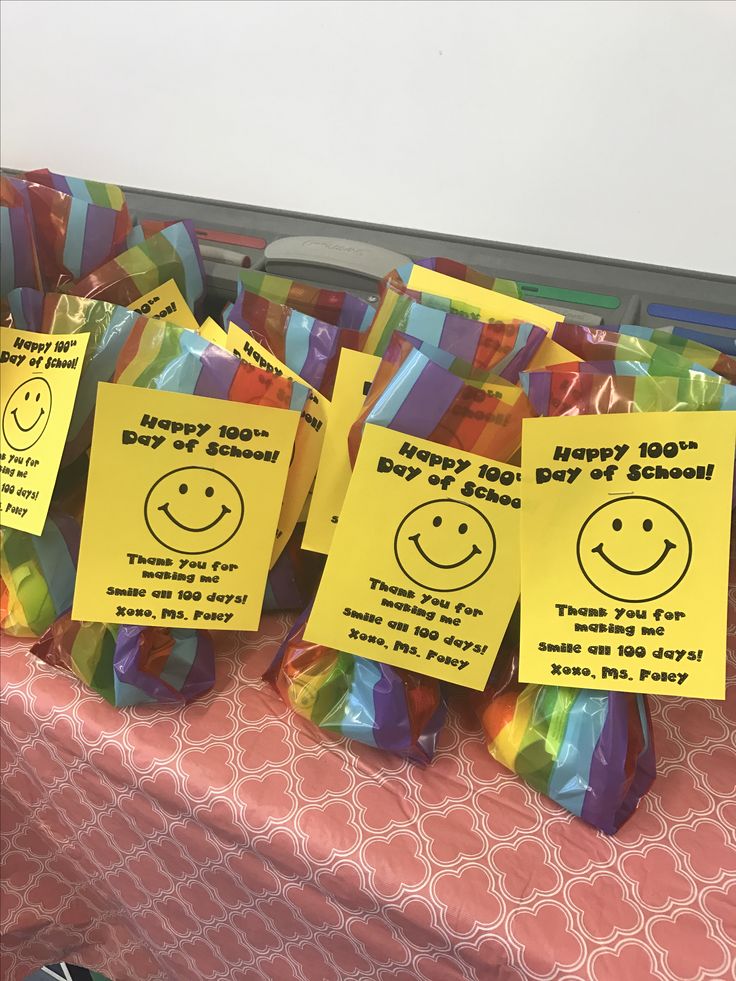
[648,303,736,332]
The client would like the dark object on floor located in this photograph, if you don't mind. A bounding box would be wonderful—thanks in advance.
[24,964,111,981]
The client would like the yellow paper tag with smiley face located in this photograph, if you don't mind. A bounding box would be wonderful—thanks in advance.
[304,425,522,690]
[72,383,298,630]
[519,411,736,699]
[405,265,561,331]
[302,349,381,554]
[198,317,229,348]
[226,322,330,563]
[127,279,200,332]
[0,326,90,535]
[401,266,578,370]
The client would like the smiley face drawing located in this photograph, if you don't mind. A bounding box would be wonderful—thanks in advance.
[393,499,496,592]
[144,466,244,554]
[1,378,52,451]
[577,496,692,603]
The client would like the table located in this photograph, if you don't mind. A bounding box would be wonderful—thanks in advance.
[2,599,735,981]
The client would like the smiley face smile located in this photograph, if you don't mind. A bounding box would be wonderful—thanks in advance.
[2,377,53,451]
[408,533,481,569]
[144,466,244,554]
[158,502,231,533]
[592,538,676,576]
[394,499,496,592]
[577,496,691,602]
[11,406,45,431]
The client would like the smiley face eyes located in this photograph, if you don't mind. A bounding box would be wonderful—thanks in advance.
[179,483,215,497]
[432,515,469,534]
[23,392,41,402]
[612,517,654,532]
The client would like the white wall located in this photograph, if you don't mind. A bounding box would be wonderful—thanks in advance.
[2,0,735,275]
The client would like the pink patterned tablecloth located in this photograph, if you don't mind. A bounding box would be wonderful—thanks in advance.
[2,605,735,981]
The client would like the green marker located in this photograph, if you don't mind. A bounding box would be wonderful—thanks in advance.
[519,282,621,311]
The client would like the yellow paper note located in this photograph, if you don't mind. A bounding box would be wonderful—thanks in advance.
[0,327,90,534]
[406,265,561,331]
[199,317,228,348]
[305,425,522,689]
[475,375,528,404]
[302,349,381,554]
[72,383,298,630]
[226,323,329,561]
[127,279,199,332]
[519,412,736,699]
[523,338,582,370]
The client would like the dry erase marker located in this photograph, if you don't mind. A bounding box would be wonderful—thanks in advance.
[199,244,251,268]
[196,227,267,250]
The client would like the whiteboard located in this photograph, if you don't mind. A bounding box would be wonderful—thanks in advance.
[2,0,735,275]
